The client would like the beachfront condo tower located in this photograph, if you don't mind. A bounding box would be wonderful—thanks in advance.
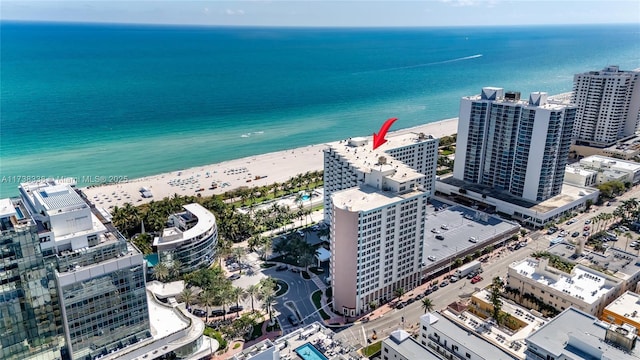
[572,66,640,148]
[453,87,576,202]
[323,131,438,223]
[153,203,218,274]
[327,137,428,316]
[0,179,152,360]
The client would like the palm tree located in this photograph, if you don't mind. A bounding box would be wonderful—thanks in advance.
[260,286,277,324]
[216,239,233,266]
[232,247,246,274]
[199,289,216,323]
[489,276,504,324]
[421,297,434,313]
[169,259,182,280]
[625,232,634,252]
[394,287,405,300]
[219,287,234,321]
[154,262,170,284]
[246,284,261,313]
[178,287,196,311]
[232,286,247,309]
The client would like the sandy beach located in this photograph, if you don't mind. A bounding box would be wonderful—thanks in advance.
[82,118,458,211]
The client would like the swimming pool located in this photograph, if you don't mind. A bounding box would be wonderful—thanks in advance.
[14,207,24,220]
[295,343,328,360]
[301,194,310,201]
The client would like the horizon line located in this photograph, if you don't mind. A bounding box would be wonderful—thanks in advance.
[2,19,638,30]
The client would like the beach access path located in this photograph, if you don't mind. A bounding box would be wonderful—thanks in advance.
[82,118,458,211]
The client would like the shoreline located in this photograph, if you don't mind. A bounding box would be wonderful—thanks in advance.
[81,117,458,211]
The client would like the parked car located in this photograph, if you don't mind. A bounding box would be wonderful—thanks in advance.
[361,316,370,323]
[427,255,437,261]
[585,219,592,224]
[406,298,415,305]
[211,309,225,317]
[431,285,439,292]
[584,226,591,231]
[435,235,445,240]
[192,309,206,317]
[228,273,241,281]
[275,265,288,271]
[572,231,580,237]
[395,302,405,309]
[290,268,301,273]
[471,275,483,284]
[449,276,459,283]
[441,224,449,230]
[228,305,244,313]
[431,228,440,234]
[566,219,576,225]
[468,237,477,243]
[439,280,449,287]
[583,231,591,237]
[288,314,299,326]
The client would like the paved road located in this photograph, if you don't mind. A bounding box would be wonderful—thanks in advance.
[263,267,324,334]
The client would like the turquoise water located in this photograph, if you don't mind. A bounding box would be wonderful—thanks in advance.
[1,22,639,198]
[295,343,328,360]
[301,194,311,201]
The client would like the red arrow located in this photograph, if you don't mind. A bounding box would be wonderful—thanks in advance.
[373,117,398,150]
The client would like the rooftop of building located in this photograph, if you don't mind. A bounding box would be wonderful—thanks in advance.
[604,291,640,322]
[526,307,640,360]
[231,322,357,360]
[546,243,640,281]
[382,329,440,359]
[331,183,426,213]
[462,88,575,111]
[509,257,617,304]
[439,176,598,214]
[325,132,432,182]
[20,179,87,214]
[423,201,519,272]
[421,312,516,360]
[577,65,640,76]
[565,166,598,177]
[154,203,216,246]
[580,155,640,172]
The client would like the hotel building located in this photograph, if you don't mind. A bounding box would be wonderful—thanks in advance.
[328,137,428,316]
[564,154,640,187]
[506,257,622,317]
[323,131,438,223]
[572,66,640,148]
[453,87,576,202]
[153,203,218,274]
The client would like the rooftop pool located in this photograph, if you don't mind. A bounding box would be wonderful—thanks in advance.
[295,343,328,360]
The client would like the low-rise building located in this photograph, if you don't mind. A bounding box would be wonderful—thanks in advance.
[381,329,439,360]
[525,307,640,360]
[601,291,640,334]
[153,203,218,273]
[506,257,622,317]
[564,155,640,186]
[419,312,517,360]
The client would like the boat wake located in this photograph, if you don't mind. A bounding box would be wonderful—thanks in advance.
[240,131,265,138]
[353,54,483,75]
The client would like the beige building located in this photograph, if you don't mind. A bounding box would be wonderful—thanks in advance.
[601,291,640,333]
[506,257,623,316]
[331,159,428,316]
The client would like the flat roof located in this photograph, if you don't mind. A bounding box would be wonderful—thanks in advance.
[0,198,16,218]
[565,166,597,177]
[510,258,615,304]
[421,313,516,360]
[582,155,640,172]
[331,184,426,213]
[424,202,519,267]
[526,307,640,359]
[383,330,440,359]
[547,244,640,279]
[463,91,575,111]
[326,132,429,183]
[605,291,640,321]
[33,184,88,212]
[439,176,598,214]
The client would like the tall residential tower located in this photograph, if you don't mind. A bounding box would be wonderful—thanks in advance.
[453,87,576,202]
[572,66,640,147]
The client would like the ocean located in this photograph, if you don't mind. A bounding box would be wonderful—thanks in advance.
[1,22,639,198]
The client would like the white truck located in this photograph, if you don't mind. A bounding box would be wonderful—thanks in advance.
[455,260,482,278]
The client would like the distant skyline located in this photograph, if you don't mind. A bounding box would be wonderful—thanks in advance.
[2,1,639,28]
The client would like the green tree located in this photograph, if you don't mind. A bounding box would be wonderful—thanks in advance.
[178,287,196,310]
[231,286,247,310]
[394,287,406,300]
[154,262,170,284]
[246,284,261,313]
[489,276,504,323]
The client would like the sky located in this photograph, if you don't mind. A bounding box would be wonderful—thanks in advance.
[1,0,639,27]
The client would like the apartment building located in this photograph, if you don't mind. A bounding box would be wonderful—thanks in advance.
[153,203,218,274]
[506,257,622,317]
[572,66,640,148]
[454,87,576,202]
